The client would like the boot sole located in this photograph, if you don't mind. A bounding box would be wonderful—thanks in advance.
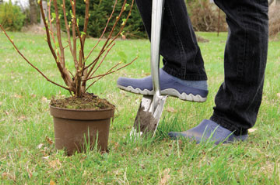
[117,85,207,102]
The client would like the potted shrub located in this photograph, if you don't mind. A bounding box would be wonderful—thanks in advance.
[0,0,136,155]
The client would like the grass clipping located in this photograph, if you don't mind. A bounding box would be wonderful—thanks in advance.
[50,93,114,110]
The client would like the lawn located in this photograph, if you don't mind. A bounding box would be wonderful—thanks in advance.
[0,31,280,184]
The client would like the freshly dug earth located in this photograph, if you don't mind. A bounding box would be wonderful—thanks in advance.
[50,93,114,110]
[134,107,158,135]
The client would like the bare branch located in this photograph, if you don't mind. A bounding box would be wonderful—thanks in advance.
[39,0,57,61]
[86,0,135,76]
[85,0,118,60]
[82,0,90,46]
[107,0,135,49]
[87,43,116,80]
[86,57,137,90]
[2,0,136,96]
[39,0,73,89]
[85,0,127,81]
[53,0,66,67]
[69,0,78,68]
[76,25,85,70]
[0,25,70,91]
[84,48,106,70]
[48,0,57,49]
[87,60,121,81]
[62,0,76,67]
[63,44,69,49]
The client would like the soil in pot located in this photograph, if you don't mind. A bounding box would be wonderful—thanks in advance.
[50,93,114,110]
[50,93,115,155]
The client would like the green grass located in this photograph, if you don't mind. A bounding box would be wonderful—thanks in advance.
[0,31,280,184]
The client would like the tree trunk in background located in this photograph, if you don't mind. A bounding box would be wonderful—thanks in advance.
[29,0,37,25]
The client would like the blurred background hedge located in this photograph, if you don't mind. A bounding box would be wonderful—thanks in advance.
[0,0,26,31]
[52,0,146,39]
[0,0,279,38]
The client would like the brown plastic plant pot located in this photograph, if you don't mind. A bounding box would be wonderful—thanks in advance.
[50,106,114,155]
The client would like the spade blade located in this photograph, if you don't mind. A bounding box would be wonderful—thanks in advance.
[131,95,167,137]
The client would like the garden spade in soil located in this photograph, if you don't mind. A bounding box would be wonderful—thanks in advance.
[131,0,167,137]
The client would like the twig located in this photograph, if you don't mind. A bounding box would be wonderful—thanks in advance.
[53,0,65,67]
[85,0,127,80]
[0,25,70,91]
[86,57,137,90]
[40,0,74,90]
[69,0,78,69]
[77,0,90,72]
[85,0,118,60]
[87,43,116,80]
[63,44,69,49]
[76,25,85,71]
[87,60,121,81]
[107,0,134,49]
[81,44,114,87]
[86,0,134,76]
[47,0,61,60]
[48,0,57,49]
[62,0,76,67]
[82,0,90,46]
[84,49,106,70]
[69,70,74,78]
[39,0,57,62]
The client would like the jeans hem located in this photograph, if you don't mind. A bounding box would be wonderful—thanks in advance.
[163,66,207,81]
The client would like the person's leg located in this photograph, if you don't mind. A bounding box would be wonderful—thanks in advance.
[169,0,269,143]
[136,0,207,80]
[117,0,208,102]
[211,0,268,135]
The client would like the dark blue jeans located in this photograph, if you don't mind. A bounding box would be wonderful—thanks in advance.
[136,0,269,135]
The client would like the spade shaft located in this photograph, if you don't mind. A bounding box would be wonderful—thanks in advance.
[150,0,165,113]
[131,0,167,137]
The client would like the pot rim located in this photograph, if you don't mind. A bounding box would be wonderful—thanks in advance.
[49,105,115,112]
